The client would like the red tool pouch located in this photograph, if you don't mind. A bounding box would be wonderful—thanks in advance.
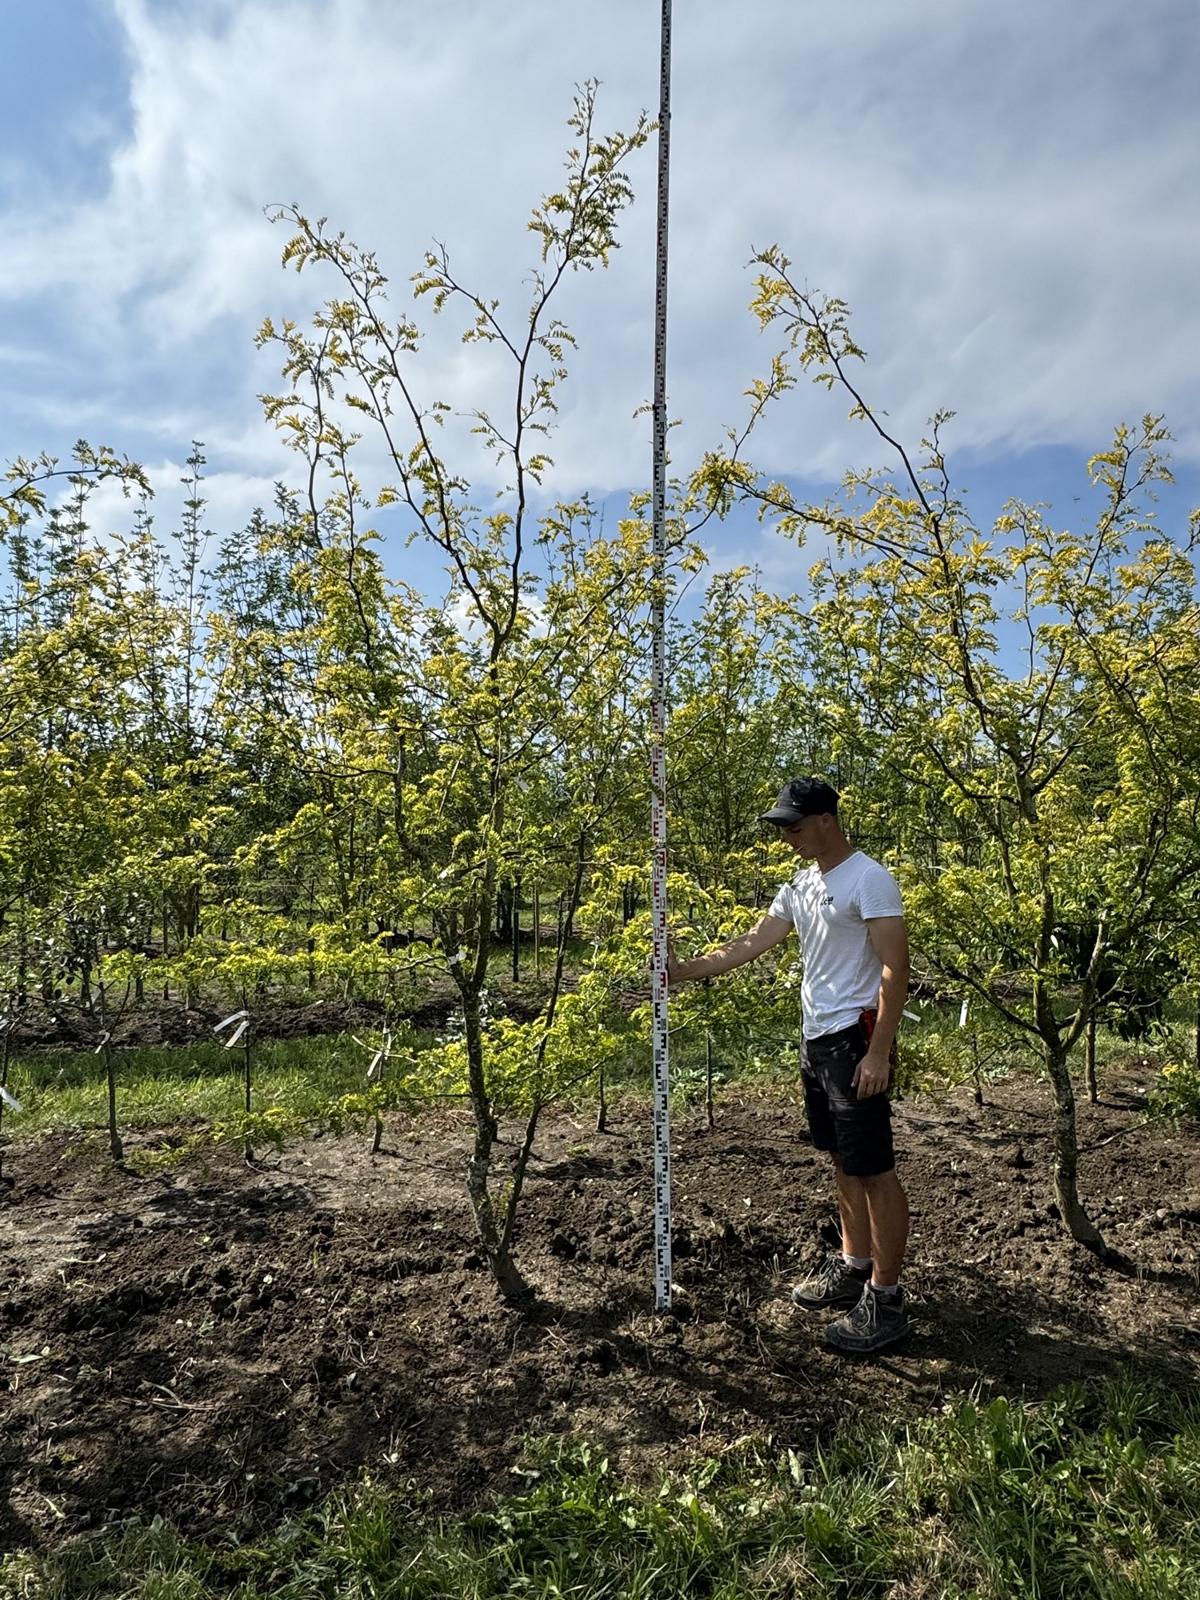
[860,1007,897,1065]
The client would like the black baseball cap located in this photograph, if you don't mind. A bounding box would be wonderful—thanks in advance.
[759,776,840,825]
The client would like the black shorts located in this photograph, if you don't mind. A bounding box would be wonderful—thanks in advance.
[801,1021,895,1178]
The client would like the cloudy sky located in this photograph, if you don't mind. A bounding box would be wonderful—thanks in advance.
[2,0,1199,583]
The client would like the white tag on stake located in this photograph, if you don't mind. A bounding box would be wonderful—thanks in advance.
[223,1019,250,1049]
[0,1086,22,1113]
[214,1009,249,1034]
[959,998,970,1029]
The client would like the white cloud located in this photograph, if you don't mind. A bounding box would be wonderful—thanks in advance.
[2,0,1199,510]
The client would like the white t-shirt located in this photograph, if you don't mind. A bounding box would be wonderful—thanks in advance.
[768,851,904,1040]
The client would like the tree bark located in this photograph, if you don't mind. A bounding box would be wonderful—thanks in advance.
[1044,1040,1104,1250]
[458,983,529,1301]
[98,983,122,1164]
[1085,1013,1098,1104]
[0,1018,14,1187]
[706,1032,716,1129]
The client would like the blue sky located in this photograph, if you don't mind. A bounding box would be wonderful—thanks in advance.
[2,0,1199,600]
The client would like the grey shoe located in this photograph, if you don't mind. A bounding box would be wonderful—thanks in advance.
[791,1254,871,1310]
[825,1283,911,1354]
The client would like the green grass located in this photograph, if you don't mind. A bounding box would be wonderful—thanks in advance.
[2,1377,1198,1598]
[0,1034,417,1142]
[0,1020,769,1146]
[2,993,1192,1149]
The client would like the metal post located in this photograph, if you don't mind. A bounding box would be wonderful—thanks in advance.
[649,0,674,1313]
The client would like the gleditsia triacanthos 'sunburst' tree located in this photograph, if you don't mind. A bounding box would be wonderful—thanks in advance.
[695,249,1200,1252]
[254,85,705,1298]
[666,568,831,905]
[0,478,172,1000]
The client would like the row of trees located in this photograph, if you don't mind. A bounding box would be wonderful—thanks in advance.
[3,89,1198,1292]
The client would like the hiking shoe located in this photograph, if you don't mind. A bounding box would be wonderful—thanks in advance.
[791,1254,871,1310]
[825,1284,911,1355]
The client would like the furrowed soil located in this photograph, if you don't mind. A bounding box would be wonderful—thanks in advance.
[2,1073,1198,1551]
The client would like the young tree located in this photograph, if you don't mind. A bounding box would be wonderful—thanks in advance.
[697,256,1200,1250]
[252,86,688,1297]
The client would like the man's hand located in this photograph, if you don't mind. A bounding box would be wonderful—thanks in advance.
[851,1047,892,1100]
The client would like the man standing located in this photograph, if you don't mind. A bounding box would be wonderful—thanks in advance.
[667,777,912,1354]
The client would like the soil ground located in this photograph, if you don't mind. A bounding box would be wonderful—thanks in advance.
[2,1071,1198,1552]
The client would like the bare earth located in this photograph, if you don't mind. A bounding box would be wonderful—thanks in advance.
[2,1072,1198,1550]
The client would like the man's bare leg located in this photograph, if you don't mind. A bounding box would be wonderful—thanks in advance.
[833,1155,873,1261]
[824,1167,912,1351]
[860,1168,909,1287]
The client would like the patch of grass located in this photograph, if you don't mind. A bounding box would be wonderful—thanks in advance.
[0,991,1189,1153]
[3,1377,1198,1598]
[0,1033,427,1142]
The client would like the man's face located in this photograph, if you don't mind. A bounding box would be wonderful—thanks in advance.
[778,813,826,856]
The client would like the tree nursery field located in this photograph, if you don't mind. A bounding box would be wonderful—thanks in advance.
[4,85,1200,1595]
[3,1064,1198,1561]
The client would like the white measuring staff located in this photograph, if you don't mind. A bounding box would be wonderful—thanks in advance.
[649,0,674,1313]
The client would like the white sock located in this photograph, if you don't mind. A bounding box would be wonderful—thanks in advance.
[870,1281,901,1299]
[842,1253,872,1271]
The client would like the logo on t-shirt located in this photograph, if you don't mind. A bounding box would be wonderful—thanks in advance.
[820,893,834,908]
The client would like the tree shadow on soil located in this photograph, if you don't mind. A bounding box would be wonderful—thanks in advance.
[76,1178,315,1250]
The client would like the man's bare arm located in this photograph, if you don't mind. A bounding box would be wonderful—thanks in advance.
[851,916,910,1098]
[668,913,792,984]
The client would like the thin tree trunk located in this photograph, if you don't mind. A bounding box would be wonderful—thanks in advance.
[104,1039,122,1163]
[498,834,591,1268]
[459,984,528,1300]
[596,1060,607,1133]
[705,1031,715,1129]
[241,991,254,1164]
[98,982,122,1164]
[371,1050,384,1155]
[1085,1013,1098,1105]
[1044,1041,1104,1250]
[971,1031,984,1107]
[0,1015,14,1187]
[16,912,28,1007]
